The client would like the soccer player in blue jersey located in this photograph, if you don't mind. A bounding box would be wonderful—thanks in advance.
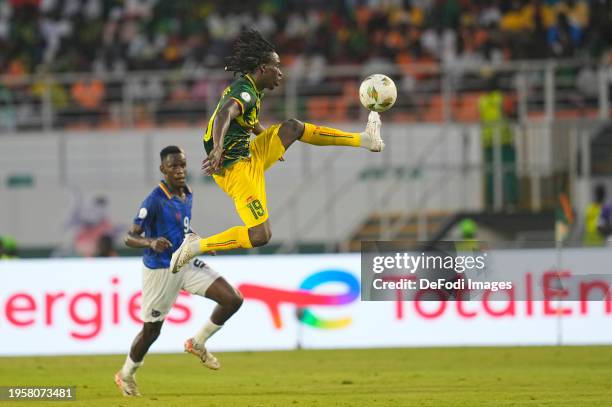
[114,146,243,397]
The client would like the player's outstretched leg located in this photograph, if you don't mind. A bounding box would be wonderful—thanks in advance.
[170,222,272,273]
[114,321,163,396]
[184,277,243,369]
[278,111,383,152]
[168,114,384,273]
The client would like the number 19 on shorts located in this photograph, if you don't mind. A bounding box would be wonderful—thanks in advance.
[247,199,265,220]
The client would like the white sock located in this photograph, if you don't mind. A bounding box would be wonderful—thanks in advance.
[193,319,222,347]
[121,355,142,378]
[189,238,202,255]
[359,132,371,149]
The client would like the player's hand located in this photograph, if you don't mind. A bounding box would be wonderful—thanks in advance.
[149,237,172,252]
[202,147,224,175]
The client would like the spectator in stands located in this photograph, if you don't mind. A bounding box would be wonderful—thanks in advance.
[0,0,607,75]
[584,184,606,246]
[597,191,612,241]
[587,0,612,57]
[96,234,118,257]
[478,72,517,211]
[54,192,124,257]
[31,68,69,111]
[575,63,600,110]
[0,0,609,132]
[460,218,477,239]
[70,78,105,126]
[0,234,18,259]
[455,218,481,252]
[548,12,582,57]
[556,180,575,242]
[0,83,16,131]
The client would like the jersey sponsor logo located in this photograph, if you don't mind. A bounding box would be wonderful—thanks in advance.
[240,92,251,103]
[138,208,148,219]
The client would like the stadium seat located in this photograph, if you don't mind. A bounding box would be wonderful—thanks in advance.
[422,95,444,122]
[454,92,481,123]
[307,97,332,121]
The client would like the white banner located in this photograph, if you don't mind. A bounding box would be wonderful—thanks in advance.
[0,251,611,356]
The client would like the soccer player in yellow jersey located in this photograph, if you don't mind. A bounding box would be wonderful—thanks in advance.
[169,30,383,273]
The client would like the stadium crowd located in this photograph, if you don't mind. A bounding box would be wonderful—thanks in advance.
[2,0,611,76]
[0,0,610,131]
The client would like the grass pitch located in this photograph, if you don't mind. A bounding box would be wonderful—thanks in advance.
[0,346,611,406]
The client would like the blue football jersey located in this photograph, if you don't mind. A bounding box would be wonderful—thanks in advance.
[134,181,193,269]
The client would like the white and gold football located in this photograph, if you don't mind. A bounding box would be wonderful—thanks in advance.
[359,74,397,112]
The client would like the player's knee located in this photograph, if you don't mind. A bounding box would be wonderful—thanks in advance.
[251,233,271,247]
[249,226,272,247]
[229,291,243,312]
[280,118,304,140]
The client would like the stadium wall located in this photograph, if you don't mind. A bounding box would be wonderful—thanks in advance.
[1,251,611,356]
[0,124,483,247]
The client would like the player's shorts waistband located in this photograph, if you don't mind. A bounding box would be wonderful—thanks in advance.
[143,265,169,272]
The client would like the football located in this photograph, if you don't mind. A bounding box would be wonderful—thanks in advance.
[359,74,397,112]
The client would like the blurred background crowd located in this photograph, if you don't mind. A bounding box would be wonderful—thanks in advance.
[1,0,612,258]
[2,0,611,76]
[1,0,610,132]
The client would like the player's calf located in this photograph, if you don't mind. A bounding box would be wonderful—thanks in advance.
[295,113,383,151]
[129,322,162,361]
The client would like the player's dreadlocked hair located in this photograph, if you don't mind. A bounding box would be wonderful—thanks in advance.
[224,29,276,75]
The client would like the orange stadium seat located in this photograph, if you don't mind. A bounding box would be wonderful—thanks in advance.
[164,120,190,128]
[422,94,444,122]
[307,96,332,121]
[454,92,481,123]
[99,118,121,130]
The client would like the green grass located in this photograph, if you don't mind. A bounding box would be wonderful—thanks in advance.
[1,346,611,406]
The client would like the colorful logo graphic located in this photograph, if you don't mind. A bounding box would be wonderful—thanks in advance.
[238,269,360,330]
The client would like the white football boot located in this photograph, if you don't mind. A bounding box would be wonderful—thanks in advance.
[114,371,141,397]
[362,111,384,152]
[169,233,199,274]
[184,338,220,370]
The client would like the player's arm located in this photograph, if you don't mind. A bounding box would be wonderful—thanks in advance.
[252,121,265,135]
[203,99,242,175]
[124,224,172,252]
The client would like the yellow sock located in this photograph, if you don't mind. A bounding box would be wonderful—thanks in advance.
[300,123,361,147]
[198,226,253,253]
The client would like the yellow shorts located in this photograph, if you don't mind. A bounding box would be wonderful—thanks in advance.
[212,124,285,228]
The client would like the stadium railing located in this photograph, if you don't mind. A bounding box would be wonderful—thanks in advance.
[0,59,609,133]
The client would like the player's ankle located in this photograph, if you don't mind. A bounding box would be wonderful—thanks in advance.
[191,238,203,254]
[359,132,370,149]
